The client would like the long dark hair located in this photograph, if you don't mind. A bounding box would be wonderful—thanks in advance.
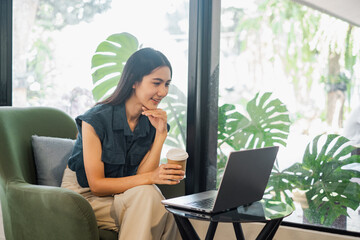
[98,48,172,105]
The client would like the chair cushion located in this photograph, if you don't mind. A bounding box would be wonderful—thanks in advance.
[32,135,75,186]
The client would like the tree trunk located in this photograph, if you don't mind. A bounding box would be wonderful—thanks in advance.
[326,52,345,128]
[327,90,345,128]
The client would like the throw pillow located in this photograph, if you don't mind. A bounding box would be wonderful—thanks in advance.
[32,135,75,187]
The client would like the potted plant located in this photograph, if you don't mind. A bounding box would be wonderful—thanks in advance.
[284,134,360,227]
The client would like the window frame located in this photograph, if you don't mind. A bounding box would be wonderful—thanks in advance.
[185,0,220,194]
[0,0,12,106]
[1,0,359,237]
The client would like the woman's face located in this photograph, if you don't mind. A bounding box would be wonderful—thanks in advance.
[133,66,171,110]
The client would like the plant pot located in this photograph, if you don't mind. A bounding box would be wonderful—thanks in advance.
[303,214,347,230]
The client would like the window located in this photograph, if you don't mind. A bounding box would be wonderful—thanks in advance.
[219,0,360,233]
[12,0,189,159]
[3,0,359,236]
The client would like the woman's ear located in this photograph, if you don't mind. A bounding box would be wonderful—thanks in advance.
[132,81,139,89]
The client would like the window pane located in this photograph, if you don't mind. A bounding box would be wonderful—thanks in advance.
[219,0,360,233]
[13,0,189,158]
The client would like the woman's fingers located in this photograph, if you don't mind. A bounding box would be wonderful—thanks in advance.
[143,112,167,122]
[142,108,168,132]
[163,163,183,170]
[159,174,183,182]
[159,169,185,178]
[159,179,180,185]
[160,165,184,175]
[154,164,185,184]
[142,108,167,118]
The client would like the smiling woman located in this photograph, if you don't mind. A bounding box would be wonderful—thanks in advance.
[132,66,171,110]
[62,48,184,239]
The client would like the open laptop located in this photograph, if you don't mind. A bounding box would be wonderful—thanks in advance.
[161,146,279,214]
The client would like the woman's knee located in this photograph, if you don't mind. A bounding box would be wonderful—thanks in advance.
[114,185,165,208]
[128,185,164,201]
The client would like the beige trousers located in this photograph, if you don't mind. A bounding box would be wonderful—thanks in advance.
[61,168,179,240]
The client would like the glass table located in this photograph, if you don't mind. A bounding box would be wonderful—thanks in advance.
[165,199,294,240]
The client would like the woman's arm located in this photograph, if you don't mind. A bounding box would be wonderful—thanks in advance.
[137,131,167,174]
[82,121,184,197]
[137,107,171,173]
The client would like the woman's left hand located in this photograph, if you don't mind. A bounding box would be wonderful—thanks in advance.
[142,107,168,134]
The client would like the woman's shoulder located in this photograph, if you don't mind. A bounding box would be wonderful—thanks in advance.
[76,104,115,126]
[83,103,113,117]
[76,104,116,137]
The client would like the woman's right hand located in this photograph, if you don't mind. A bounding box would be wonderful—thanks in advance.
[150,164,185,185]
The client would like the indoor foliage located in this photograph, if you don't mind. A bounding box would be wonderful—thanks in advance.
[267,134,360,226]
[217,92,291,182]
[286,134,360,225]
[91,32,139,101]
[161,85,187,149]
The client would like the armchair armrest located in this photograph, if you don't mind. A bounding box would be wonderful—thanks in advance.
[6,180,99,240]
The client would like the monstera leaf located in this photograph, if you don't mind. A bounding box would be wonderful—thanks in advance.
[297,134,360,226]
[91,32,139,101]
[217,92,291,186]
[160,85,187,148]
[218,103,250,148]
[265,162,305,208]
[218,92,290,150]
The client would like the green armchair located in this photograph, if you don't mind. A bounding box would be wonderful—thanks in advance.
[0,107,184,240]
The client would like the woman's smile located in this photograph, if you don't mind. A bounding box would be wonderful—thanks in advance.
[151,97,162,104]
[132,66,171,110]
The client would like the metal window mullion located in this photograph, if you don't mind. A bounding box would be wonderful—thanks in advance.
[186,0,220,194]
[0,0,13,106]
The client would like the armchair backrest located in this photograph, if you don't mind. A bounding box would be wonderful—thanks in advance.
[0,106,77,195]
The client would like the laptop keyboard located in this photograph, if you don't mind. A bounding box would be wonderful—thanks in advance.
[188,198,215,209]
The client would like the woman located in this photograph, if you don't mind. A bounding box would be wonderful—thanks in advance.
[61,48,184,240]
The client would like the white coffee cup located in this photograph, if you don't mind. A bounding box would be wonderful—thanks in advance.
[166,148,189,173]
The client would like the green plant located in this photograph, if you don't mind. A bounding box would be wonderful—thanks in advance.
[265,162,303,208]
[217,92,291,183]
[293,134,360,226]
[218,92,290,150]
[160,84,187,148]
[269,134,360,226]
[91,32,139,101]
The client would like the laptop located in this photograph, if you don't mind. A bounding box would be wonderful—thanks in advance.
[161,146,279,214]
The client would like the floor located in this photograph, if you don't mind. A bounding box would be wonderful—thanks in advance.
[190,220,360,240]
[1,198,359,240]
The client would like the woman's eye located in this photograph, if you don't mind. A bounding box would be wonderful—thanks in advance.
[153,82,161,86]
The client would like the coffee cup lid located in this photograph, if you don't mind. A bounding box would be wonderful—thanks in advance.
[166,148,189,160]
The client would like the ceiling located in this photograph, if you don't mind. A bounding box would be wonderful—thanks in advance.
[293,0,360,27]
